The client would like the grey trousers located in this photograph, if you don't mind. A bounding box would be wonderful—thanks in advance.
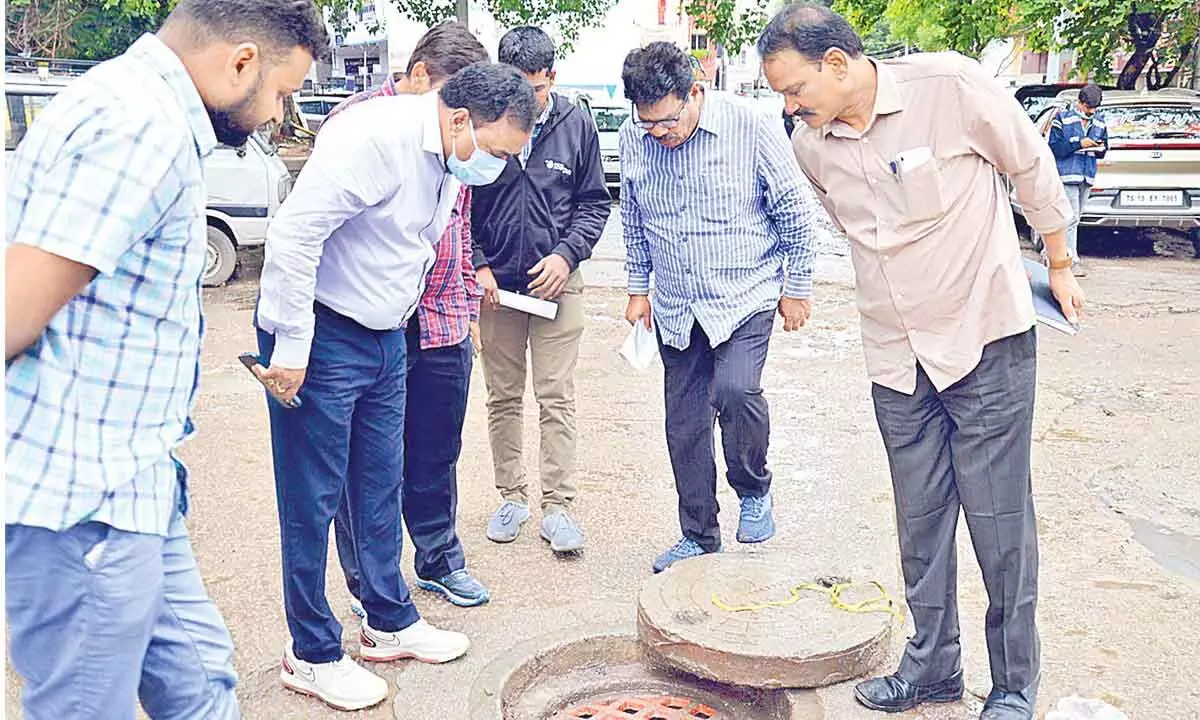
[871,328,1040,694]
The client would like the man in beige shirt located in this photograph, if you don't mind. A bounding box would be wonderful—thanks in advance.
[759,5,1086,719]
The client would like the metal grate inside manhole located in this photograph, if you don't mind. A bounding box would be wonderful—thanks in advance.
[553,694,727,720]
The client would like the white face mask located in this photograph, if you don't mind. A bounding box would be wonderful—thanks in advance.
[446,119,507,186]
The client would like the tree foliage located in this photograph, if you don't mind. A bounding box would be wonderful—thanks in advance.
[834,0,1017,57]
[316,0,617,51]
[685,0,773,57]
[1020,0,1198,88]
[6,0,174,59]
[834,0,1198,89]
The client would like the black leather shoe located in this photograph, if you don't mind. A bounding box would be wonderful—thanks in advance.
[853,671,964,713]
[980,689,1035,719]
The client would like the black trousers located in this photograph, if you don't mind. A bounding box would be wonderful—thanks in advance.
[659,310,774,552]
[871,328,1040,695]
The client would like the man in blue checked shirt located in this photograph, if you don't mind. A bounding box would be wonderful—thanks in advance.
[618,42,826,574]
[5,1,323,718]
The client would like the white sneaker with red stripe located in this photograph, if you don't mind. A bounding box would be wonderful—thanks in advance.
[279,642,387,711]
[359,618,469,663]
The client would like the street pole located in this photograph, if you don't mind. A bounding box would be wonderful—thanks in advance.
[456,0,469,25]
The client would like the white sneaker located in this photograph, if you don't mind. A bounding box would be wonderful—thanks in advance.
[280,643,388,711]
[359,618,470,664]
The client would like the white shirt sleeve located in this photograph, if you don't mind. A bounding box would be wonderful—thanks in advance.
[256,111,404,369]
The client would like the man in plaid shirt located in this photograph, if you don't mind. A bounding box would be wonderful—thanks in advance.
[324,22,493,608]
[5,1,323,717]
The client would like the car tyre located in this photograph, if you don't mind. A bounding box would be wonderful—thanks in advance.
[204,225,237,287]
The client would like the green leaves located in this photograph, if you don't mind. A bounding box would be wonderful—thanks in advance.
[834,0,1198,88]
[685,0,772,57]
[317,0,617,51]
[1019,0,1198,87]
[835,0,1016,57]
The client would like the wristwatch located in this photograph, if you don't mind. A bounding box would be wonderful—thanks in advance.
[1047,255,1072,271]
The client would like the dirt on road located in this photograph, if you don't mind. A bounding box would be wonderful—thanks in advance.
[6,247,1199,719]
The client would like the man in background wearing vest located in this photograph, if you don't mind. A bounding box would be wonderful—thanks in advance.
[1048,83,1108,277]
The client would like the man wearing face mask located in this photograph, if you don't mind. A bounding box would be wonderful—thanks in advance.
[473,26,610,554]
[254,62,537,712]
[1048,83,1107,277]
[321,22,495,612]
[5,1,323,718]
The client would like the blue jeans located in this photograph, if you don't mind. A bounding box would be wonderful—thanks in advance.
[257,302,419,664]
[1063,181,1090,261]
[335,322,473,592]
[5,512,238,720]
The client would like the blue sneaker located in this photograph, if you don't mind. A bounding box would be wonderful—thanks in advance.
[416,569,491,607]
[486,501,531,543]
[737,493,775,543]
[653,537,718,573]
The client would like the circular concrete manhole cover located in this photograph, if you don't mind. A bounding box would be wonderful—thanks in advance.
[638,552,895,689]
[553,695,727,719]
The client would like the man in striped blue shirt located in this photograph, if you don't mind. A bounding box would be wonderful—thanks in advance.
[618,41,825,573]
[5,1,323,716]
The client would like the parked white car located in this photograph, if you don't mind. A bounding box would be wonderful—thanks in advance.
[589,103,629,194]
[6,70,294,286]
[295,94,352,133]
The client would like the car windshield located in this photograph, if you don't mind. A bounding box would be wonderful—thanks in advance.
[1102,105,1200,140]
[592,106,630,132]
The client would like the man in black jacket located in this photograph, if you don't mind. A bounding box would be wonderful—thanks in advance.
[475,26,609,554]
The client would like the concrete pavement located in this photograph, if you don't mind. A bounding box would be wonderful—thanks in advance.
[5,209,1200,718]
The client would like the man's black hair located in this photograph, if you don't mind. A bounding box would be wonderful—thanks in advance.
[407,21,489,81]
[439,61,538,131]
[498,26,556,75]
[1079,83,1103,109]
[167,0,329,61]
[756,2,864,62]
[621,42,694,106]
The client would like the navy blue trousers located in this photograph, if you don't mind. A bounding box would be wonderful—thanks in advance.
[659,310,774,552]
[334,320,473,594]
[257,303,419,664]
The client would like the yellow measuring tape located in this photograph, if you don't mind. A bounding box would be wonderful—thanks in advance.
[712,578,905,622]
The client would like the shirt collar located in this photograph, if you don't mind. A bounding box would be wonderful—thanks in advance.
[536,94,554,126]
[824,58,905,139]
[127,34,217,158]
[695,89,722,136]
[421,91,444,157]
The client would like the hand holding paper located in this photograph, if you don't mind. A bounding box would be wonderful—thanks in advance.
[619,318,659,370]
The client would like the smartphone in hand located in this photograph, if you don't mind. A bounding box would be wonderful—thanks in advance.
[239,353,303,409]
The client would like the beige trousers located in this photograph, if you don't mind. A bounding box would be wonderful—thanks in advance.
[479,271,585,510]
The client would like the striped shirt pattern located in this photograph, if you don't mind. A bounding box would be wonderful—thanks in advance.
[618,92,823,350]
[324,78,482,348]
[6,34,216,535]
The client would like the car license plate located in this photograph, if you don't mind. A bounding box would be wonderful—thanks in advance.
[1121,190,1183,207]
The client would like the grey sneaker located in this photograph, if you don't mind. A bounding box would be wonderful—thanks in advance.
[416,569,490,607]
[486,501,531,543]
[540,510,585,553]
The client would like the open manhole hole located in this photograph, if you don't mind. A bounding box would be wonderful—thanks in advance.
[553,694,728,719]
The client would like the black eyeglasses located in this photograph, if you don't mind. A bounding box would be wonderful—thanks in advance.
[633,97,689,130]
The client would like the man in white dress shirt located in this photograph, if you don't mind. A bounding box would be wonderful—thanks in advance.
[254,61,536,712]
